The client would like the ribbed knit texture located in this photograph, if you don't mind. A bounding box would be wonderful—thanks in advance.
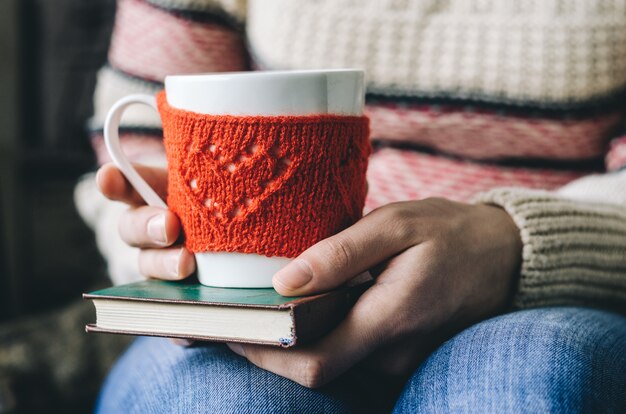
[475,188,626,311]
[157,92,371,257]
[248,0,626,108]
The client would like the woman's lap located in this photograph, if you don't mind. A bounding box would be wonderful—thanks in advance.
[94,337,387,413]
[96,307,626,413]
[393,307,626,413]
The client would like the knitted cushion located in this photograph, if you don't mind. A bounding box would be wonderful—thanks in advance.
[157,92,371,257]
[108,0,247,82]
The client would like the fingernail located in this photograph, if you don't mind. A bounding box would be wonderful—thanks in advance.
[95,168,104,188]
[147,214,167,244]
[179,249,196,278]
[228,343,246,357]
[273,259,313,292]
[165,249,182,278]
[171,338,194,347]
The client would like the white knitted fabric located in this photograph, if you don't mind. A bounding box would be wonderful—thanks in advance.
[75,143,168,285]
[557,169,626,205]
[247,0,626,106]
[90,66,162,131]
[146,0,246,21]
[74,174,144,286]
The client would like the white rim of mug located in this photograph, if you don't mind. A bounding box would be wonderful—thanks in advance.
[166,68,364,83]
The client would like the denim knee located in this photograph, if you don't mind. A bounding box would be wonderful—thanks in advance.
[95,337,371,414]
[393,307,626,414]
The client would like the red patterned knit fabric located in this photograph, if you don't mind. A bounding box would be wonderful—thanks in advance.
[157,92,371,257]
[108,0,248,82]
[365,147,590,211]
[366,102,621,161]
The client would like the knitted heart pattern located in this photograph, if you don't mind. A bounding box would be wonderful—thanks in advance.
[157,91,370,258]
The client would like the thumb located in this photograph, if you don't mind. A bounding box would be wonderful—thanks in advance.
[272,206,414,296]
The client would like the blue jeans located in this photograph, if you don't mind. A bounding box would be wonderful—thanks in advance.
[96,307,626,413]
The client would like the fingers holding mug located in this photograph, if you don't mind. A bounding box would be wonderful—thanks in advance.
[96,163,169,206]
[118,206,181,248]
[99,93,198,281]
[139,246,196,280]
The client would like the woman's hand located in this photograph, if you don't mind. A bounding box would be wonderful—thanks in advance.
[96,163,196,280]
[227,198,523,388]
[96,163,523,384]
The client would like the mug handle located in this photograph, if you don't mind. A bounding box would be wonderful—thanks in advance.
[103,94,168,209]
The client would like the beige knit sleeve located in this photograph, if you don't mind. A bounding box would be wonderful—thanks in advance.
[474,176,626,312]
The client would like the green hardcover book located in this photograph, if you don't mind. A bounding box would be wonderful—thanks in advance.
[84,275,371,347]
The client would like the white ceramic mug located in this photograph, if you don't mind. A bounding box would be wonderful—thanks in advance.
[104,69,365,288]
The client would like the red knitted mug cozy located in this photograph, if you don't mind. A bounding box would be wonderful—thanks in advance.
[157,91,371,258]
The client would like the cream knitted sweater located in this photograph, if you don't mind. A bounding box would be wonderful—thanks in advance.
[76,0,626,313]
[247,0,626,107]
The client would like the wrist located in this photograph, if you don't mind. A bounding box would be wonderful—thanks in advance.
[475,203,523,311]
